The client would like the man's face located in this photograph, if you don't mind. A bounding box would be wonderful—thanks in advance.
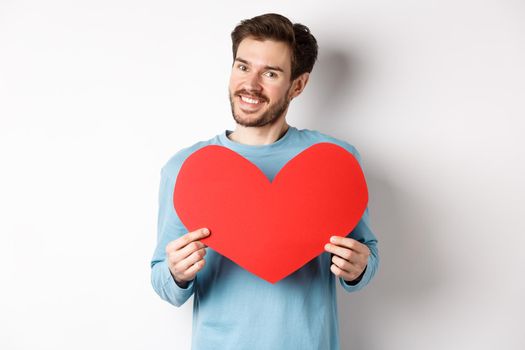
[228,37,294,127]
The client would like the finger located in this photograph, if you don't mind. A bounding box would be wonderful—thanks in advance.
[183,258,206,279]
[329,236,367,253]
[330,264,353,280]
[172,240,206,262]
[324,243,353,261]
[168,228,210,252]
[331,254,353,273]
[179,248,207,272]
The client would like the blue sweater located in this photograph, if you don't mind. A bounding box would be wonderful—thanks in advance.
[150,126,379,350]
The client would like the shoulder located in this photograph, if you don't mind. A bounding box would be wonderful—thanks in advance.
[294,127,362,162]
[160,135,220,179]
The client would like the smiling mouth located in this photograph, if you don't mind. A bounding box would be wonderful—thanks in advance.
[237,93,267,105]
[240,95,263,104]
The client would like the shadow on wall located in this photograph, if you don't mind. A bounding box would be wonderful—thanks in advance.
[337,171,443,350]
[301,44,363,126]
[308,47,444,350]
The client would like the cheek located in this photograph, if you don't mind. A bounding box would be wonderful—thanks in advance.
[268,86,289,101]
[228,78,235,91]
[228,73,239,90]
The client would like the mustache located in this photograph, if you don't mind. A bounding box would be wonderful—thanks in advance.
[235,90,268,102]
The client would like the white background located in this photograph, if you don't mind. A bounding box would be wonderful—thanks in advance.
[1,1,524,349]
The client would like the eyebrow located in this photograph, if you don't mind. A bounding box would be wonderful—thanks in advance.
[235,57,285,73]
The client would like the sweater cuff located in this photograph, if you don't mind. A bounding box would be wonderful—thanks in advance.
[161,260,195,304]
[344,265,367,286]
[339,255,374,293]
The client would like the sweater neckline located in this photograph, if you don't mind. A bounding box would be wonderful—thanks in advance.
[219,126,296,155]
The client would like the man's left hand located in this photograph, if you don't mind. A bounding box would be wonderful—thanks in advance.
[324,236,370,283]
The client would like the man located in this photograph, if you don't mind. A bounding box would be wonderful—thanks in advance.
[151,13,379,350]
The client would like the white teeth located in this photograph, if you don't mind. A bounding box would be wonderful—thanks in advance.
[241,96,261,104]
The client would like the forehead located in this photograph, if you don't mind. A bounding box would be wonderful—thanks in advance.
[236,37,292,72]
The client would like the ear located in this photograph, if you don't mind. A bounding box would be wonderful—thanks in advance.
[288,72,310,100]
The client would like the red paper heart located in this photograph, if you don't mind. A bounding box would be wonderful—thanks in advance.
[173,142,368,283]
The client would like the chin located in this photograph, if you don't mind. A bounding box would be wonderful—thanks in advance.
[234,117,264,127]
[234,110,264,124]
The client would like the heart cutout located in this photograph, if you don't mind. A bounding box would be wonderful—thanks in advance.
[173,142,368,283]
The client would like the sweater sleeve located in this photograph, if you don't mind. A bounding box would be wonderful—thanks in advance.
[339,207,379,292]
[150,163,195,307]
[338,145,380,293]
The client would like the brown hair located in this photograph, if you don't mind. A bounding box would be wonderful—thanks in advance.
[231,13,318,81]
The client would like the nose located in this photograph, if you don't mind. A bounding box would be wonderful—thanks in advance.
[242,71,262,92]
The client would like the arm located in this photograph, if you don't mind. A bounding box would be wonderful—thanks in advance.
[150,165,201,307]
[324,144,380,292]
[327,207,379,293]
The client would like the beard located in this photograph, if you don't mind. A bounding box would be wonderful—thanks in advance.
[229,86,292,127]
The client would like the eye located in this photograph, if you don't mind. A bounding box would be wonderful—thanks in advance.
[237,64,247,71]
[264,71,277,78]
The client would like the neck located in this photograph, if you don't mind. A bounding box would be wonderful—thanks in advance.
[228,118,290,146]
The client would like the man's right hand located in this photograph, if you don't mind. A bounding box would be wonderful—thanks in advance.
[165,228,210,288]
